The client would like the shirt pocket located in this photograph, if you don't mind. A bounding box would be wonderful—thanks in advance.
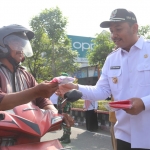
[107,69,122,91]
[137,64,150,86]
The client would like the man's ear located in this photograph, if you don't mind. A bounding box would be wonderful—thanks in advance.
[132,23,138,34]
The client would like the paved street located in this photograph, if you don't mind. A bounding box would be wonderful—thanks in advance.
[41,126,113,150]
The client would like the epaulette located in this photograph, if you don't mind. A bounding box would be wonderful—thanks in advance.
[108,48,120,56]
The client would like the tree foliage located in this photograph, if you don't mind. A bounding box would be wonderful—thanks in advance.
[87,31,115,68]
[87,25,150,72]
[23,7,79,82]
[138,25,150,39]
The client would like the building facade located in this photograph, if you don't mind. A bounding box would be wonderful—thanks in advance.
[68,35,98,85]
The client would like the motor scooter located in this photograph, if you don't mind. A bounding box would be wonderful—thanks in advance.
[0,89,82,150]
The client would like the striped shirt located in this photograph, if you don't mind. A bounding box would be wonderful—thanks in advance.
[0,63,52,109]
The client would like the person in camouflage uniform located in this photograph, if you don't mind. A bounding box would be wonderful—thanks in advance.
[57,73,72,144]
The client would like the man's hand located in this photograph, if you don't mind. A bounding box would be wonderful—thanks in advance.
[83,108,87,111]
[34,82,58,98]
[123,98,145,115]
[62,113,74,127]
[56,83,77,97]
[94,109,97,113]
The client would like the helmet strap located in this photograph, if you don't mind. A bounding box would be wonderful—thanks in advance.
[6,55,19,71]
[5,46,19,71]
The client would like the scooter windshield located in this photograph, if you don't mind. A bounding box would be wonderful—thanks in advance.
[4,33,33,57]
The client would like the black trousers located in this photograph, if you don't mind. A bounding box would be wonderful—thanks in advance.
[117,139,150,150]
[85,109,98,132]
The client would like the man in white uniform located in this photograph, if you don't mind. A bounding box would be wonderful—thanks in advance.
[57,8,150,150]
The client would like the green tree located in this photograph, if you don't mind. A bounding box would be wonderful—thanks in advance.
[138,25,150,39]
[86,31,115,77]
[86,25,150,79]
[23,7,79,82]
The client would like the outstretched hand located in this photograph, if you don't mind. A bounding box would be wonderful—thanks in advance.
[35,81,58,98]
[56,83,78,97]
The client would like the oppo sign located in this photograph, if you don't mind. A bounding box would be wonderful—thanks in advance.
[68,35,94,58]
[73,42,94,51]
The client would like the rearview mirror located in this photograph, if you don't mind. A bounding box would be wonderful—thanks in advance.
[64,89,82,103]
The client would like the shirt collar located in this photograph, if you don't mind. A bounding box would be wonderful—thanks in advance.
[134,36,145,50]
[0,61,21,71]
[121,36,145,53]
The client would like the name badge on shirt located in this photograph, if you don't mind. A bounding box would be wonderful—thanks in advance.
[110,66,121,69]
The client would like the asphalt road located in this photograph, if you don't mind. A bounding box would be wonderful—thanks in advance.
[41,126,113,150]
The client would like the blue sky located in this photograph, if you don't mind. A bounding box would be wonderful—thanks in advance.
[0,0,150,37]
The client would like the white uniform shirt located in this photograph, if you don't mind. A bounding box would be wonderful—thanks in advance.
[83,101,98,110]
[79,36,150,148]
[50,93,58,105]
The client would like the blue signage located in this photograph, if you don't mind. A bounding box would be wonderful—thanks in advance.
[68,35,94,58]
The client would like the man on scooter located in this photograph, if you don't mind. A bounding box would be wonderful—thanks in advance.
[0,24,73,130]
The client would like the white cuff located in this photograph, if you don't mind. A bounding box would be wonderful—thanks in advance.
[141,95,150,111]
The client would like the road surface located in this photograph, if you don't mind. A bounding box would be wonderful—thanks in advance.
[41,126,113,150]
